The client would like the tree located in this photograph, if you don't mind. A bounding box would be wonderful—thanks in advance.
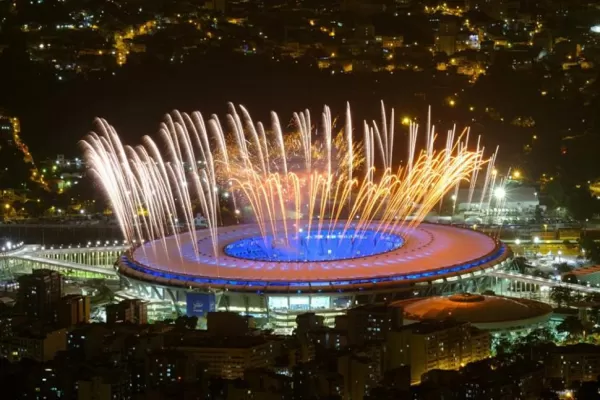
[577,381,600,399]
[557,316,584,340]
[513,257,529,274]
[539,389,559,399]
[22,200,42,218]
[543,178,599,221]
[580,236,600,264]
[532,269,550,279]
[550,286,573,307]
[562,273,578,284]
[174,315,198,330]
[544,179,567,210]
[556,263,573,274]
[584,294,600,306]
[517,327,554,347]
[566,186,598,222]
[512,330,557,362]
[493,335,514,357]
[534,205,543,223]
[185,316,198,329]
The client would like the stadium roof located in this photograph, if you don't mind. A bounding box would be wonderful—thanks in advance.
[392,293,552,331]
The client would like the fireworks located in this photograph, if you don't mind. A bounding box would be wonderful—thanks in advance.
[82,102,496,260]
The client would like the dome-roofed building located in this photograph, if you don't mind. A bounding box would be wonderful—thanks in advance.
[392,293,552,333]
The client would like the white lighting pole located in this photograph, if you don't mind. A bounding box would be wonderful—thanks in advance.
[451,194,457,216]
[493,187,506,224]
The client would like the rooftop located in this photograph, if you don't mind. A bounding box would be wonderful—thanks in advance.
[570,265,600,276]
[392,293,552,324]
[164,331,285,349]
[552,343,600,355]
[125,222,508,292]
[401,319,469,335]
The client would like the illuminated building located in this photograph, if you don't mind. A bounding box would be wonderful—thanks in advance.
[174,335,283,379]
[58,294,91,328]
[146,349,199,387]
[437,20,458,55]
[0,327,67,362]
[307,326,347,350]
[227,369,291,399]
[293,361,343,398]
[17,269,63,323]
[338,303,403,346]
[386,320,491,384]
[296,312,325,336]
[77,370,129,400]
[337,352,372,400]
[208,0,227,13]
[29,366,66,399]
[341,0,391,15]
[376,35,404,49]
[0,315,27,337]
[106,299,148,324]
[545,344,600,387]
[0,116,14,143]
[454,186,539,214]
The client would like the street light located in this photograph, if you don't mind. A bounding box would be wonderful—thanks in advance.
[515,238,521,245]
[494,187,506,200]
[533,236,540,244]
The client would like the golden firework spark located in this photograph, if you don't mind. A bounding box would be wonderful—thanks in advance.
[82,102,495,259]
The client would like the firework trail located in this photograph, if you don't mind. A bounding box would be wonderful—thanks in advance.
[82,102,492,262]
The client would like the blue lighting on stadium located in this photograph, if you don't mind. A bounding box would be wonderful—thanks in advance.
[223,229,404,262]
